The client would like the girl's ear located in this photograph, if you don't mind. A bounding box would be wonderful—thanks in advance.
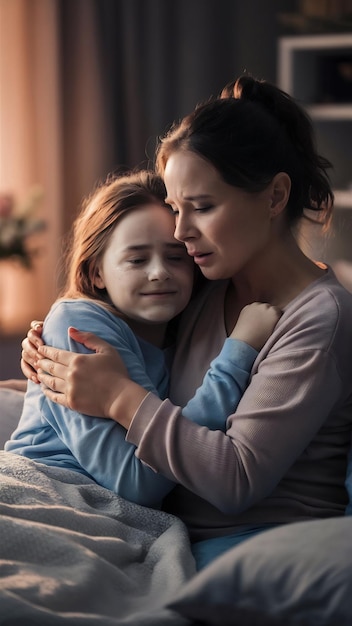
[269,172,291,218]
[92,266,105,289]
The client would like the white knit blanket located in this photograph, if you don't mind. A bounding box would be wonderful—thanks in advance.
[0,451,194,625]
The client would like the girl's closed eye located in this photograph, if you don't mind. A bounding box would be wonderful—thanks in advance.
[127,258,146,265]
[167,255,185,262]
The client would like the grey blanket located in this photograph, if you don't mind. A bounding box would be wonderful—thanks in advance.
[0,451,194,625]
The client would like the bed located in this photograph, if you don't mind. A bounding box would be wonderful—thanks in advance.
[0,388,351,626]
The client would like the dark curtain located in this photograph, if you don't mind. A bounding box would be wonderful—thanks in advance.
[94,0,278,169]
[93,0,241,170]
[58,0,278,230]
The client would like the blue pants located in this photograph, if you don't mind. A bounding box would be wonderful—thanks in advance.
[192,524,281,570]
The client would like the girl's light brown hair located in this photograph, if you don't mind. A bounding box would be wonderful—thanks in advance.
[61,170,168,313]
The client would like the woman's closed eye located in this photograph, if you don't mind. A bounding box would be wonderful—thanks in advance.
[194,205,213,213]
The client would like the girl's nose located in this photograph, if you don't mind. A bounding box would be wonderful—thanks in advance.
[148,259,171,281]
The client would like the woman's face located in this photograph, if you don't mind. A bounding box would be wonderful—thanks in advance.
[95,203,194,327]
[164,150,275,281]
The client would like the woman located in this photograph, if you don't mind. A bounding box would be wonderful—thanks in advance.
[20,75,352,569]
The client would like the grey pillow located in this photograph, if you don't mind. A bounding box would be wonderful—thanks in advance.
[0,388,25,448]
[169,517,352,626]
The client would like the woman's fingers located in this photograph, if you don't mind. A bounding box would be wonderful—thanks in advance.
[38,345,76,367]
[37,368,66,394]
[21,358,40,383]
[36,357,70,382]
[21,329,45,382]
[41,388,67,406]
[68,327,114,354]
[30,320,44,333]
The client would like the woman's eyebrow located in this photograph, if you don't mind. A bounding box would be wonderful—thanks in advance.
[165,194,212,203]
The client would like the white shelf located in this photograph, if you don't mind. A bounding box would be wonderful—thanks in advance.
[278,34,352,265]
[279,33,352,51]
[334,190,352,209]
[278,33,352,211]
[278,33,352,99]
[306,104,352,120]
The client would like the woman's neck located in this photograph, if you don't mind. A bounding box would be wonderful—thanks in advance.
[225,232,326,333]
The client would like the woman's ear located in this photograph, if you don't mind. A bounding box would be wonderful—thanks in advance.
[269,172,291,218]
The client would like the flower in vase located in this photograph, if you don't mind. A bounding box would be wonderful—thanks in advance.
[0,186,46,268]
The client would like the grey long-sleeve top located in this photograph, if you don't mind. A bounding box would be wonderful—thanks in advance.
[127,268,352,541]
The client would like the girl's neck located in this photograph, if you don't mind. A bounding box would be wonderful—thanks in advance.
[125,318,168,348]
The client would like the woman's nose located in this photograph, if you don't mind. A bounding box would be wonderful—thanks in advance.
[174,215,195,242]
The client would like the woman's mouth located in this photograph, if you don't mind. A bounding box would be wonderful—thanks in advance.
[191,252,213,266]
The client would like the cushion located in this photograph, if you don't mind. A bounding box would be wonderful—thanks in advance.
[169,517,352,626]
[0,388,25,448]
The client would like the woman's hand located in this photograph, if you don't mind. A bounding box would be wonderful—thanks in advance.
[21,320,44,383]
[37,327,148,428]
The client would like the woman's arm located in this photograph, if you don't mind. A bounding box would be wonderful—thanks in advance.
[183,302,281,430]
[34,302,281,431]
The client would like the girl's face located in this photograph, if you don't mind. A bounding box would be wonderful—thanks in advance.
[164,150,275,281]
[94,203,194,333]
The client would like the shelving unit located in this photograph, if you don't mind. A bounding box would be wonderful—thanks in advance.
[278,33,352,278]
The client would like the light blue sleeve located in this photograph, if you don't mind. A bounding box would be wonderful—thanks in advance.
[182,338,258,431]
[42,300,175,507]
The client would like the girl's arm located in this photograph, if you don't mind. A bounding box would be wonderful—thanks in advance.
[28,301,175,508]
[182,303,281,430]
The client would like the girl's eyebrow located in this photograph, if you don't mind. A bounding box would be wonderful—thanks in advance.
[124,242,186,251]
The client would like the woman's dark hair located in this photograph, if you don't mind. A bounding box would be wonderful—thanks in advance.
[156,74,333,226]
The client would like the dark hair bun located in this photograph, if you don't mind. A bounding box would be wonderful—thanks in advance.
[221,75,262,100]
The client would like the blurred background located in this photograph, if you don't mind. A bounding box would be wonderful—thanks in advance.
[0,0,352,377]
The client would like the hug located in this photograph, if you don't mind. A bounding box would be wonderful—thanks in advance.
[1,75,352,625]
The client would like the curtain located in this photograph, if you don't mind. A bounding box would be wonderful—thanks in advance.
[0,0,278,335]
[0,0,113,333]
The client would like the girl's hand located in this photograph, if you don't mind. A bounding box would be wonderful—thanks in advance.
[230,302,282,351]
[21,320,44,383]
[37,327,148,427]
